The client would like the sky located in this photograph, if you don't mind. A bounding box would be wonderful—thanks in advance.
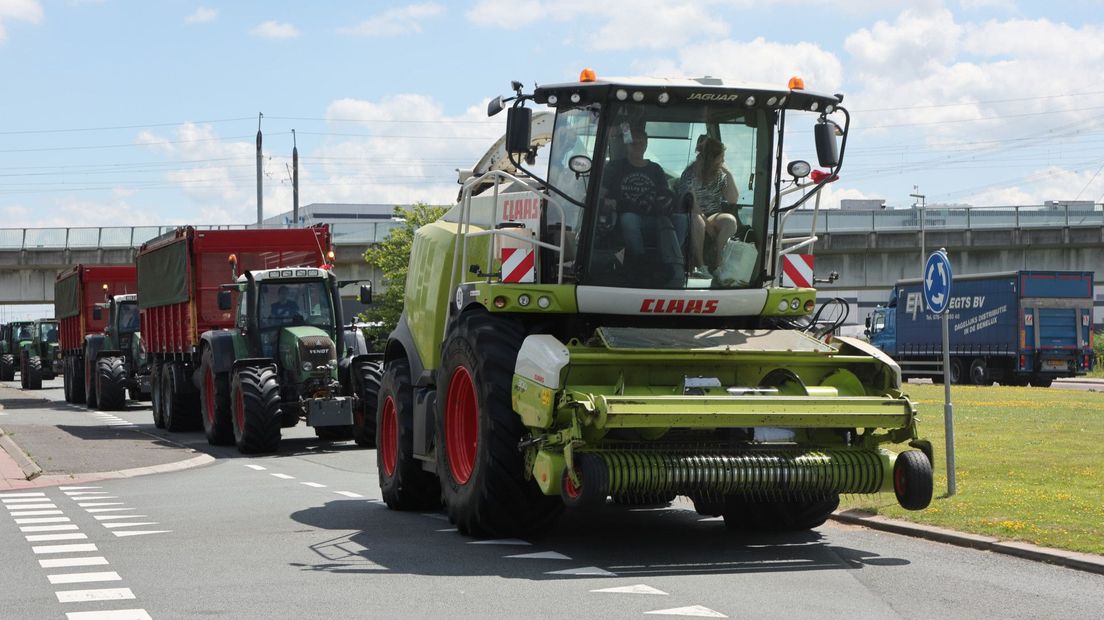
[1,0,1104,230]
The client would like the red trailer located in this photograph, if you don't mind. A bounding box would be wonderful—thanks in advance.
[136,226,332,431]
[54,265,137,405]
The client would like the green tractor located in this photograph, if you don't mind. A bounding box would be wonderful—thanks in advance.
[199,266,380,453]
[20,319,60,390]
[83,295,151,410]
[376,72,934,537]
[1,321,34,381]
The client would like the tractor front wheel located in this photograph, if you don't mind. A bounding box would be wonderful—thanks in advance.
[0,354,14,381]
[231,365,282,454]
[436,309,562,537]
[24,355,43,390]
[95,357,127,411]
[352,360,382,447]
[377,357,439,510]
[200,348,234,445]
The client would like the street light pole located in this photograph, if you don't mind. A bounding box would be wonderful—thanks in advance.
[910,188,926,304]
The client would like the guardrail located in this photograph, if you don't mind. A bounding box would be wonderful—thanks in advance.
[785,203,1104,233]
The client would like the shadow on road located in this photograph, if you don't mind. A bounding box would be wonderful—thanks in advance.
[288,499,910,580]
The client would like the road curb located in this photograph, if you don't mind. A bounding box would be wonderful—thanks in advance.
[0,427,43,480]
[831,510,1104,576]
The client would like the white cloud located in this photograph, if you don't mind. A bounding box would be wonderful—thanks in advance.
[0,0,43,43]
[958,0,1016,10]
[185,7,217,25]
[338,3,445,37]
[249,20,299,40]
[960,166,1104,206]
[642,37,843,92]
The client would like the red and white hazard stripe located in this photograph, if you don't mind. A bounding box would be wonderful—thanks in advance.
[781,254,814,288]
[501,247,535,283]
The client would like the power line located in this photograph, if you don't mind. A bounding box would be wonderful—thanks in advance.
[0,117,255,136]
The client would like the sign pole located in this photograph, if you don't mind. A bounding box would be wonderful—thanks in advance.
[942,309,956,496]
[924,248,956,497]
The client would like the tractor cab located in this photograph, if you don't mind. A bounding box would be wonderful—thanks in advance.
[95,294,142,359]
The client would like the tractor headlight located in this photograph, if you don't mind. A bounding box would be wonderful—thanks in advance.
[302,361,313,372]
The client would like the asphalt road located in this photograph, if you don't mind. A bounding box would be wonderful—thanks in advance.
[2,378,1101,619]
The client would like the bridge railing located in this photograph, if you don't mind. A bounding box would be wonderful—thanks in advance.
[785,203,1104,233]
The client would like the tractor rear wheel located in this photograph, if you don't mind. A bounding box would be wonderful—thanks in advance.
[162,362,199,432]
[200,348,234,445]
[231,365,282,454]
[25,355,43,390]
[436,309,562,537]
[893,450,934,510]
[377,357,440,510]
[0,354,14,381]
[723,495,840,532]
[95,357,127,411]
[352,360,382,447]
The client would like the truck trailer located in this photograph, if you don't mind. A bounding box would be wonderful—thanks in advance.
[867,271,1095,386]
[54,265,138,405]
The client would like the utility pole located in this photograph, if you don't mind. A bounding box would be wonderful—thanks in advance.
[256,113,264,227]
[292,129,299,228]
[910,187,926,303]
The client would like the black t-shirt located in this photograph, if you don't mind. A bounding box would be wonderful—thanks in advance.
[603,159,670,214]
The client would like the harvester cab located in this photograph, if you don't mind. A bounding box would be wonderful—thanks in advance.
[380,71,933,538]
[1,320,34,380]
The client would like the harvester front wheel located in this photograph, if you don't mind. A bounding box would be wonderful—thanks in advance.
[723,495,840,532]
[0,354,14,381]
[352,360,382,447]
[95,357,127,411]
[893,450,933,510]
[231,365,282,454]
[561,453,609,510]
[377,357,439,510]
[200,348,234,446]
[436,310,562,537]
[25,355,43,390]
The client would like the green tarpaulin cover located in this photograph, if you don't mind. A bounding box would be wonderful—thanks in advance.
[55,273,81,319]
[137,240,189,309]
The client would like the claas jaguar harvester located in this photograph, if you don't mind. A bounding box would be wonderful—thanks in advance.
[377,71,934,537]
[136,225,379,453]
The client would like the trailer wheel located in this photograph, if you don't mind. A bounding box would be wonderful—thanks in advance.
[1029,376,1053,388]
[162,363,199,432]
[561,453,609,510]
[0,354,14,381]
[377,357,440,510]
[150,362,164,428]
[352,360,382,447]
[24,355,42,390]
[949,359,964,384]
[893,450,933,510]
[200,348,234,445]
[231,365,282,454]
[95,357,127,411]
[723,494,840,531]
[436,309,562,537]
[969,358,992,386]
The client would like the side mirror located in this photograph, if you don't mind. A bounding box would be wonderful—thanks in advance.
[92,306,103,321]
[217,290,232,311]
[864,316,871,328]
[359,284,373,305]
[487,96,505,117]
[814,121,839,167]
[505,106,532,154]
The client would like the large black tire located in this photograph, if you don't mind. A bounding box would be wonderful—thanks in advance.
[436,310,562,537]
[150,362,165,428]
[62,357,74,403]
[231,365,282,454]
[969,358,992,386]
[561,453,609,510]
[352,361,382,447]
[723,494,840,531]
[162,362,199,432]
[95,357,128,411]
[70,356,86,403]
[1029,376,1053,388]
[949,358,964,385]
[84,353,99,409]
[377,357,440,511]
[19,353,29,389]
[200,348,234,445]
[24,355,42,390]
[894,450,934,510]
[0,354,14,381]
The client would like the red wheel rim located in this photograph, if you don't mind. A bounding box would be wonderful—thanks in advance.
[564,468,582,499]
[380,396,398,477]
[204,366,216,425]
[445,366,478,485]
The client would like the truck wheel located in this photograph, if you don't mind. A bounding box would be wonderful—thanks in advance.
[0,354,14,381]
[1029,376,1053,388]
[95,357,127,411]
[949,359,964,384]
[231,365,282,454]
[150,362,165,428]
[969,358,992,386]
[200,348,234,446]
[162,363,199,432]
[722,495,840,531]
[561,453,609,510]
[84,354,99,409]
[352,361,382,447]
[377,357,440,510]
[894,449,933,510]
[25,356,43,390]
[436,309,562,537]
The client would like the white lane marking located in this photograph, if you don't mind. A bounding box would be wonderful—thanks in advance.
[2,496,49,502]
[77,502,124,507]
[0,492,48,498]
[84,508,133,513]
[15,517,71,524]
[48,571,123,585]
[436,528,459,532]
[26,533,88,542]
[468,539,531,546]
[40,557,109,568]
[9,510,64,516]
[65,491,114,496]
[644,605,727,618]
[113,530,170,537]
[505,551,571,560]
[33,543,99,554]
[271,473,295,480]
[545,566,616,577]
[20,524,81,533]
[592,584,669,595]
[102,522,158,529]
[66,610,152,620]
[6,503,57,510]
[301,482,326,488]
[244,464,266,471]
[94,515,147,521]
[334,491,363,498]
[55,588,136,603]
[73,497,118,501]
[59,487,101,490]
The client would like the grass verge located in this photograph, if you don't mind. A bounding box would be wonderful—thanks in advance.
[840,382,1104,555]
